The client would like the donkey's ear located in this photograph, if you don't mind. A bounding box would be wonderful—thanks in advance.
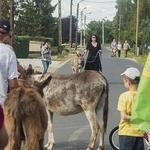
[76,52,79,57]
[40,75,52,89]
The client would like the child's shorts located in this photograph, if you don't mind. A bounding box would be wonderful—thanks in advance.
[119,135,144,150]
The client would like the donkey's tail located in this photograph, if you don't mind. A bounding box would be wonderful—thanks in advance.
[103,81,109,132]
[95,78,109,133]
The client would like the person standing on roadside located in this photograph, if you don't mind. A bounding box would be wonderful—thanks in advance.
[83,35,102,72]
[123,40,130,58]
[41,39,52,74]
[117,41,122,58]
[0,18,18,107]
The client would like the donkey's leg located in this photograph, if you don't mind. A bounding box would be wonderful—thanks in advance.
[84,110,99,150]
[44,110,55,150]
[4,112,17,150]
[95,105,105,150]
[95,92,108,150]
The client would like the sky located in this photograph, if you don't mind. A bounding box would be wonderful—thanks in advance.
[51,0,117,25]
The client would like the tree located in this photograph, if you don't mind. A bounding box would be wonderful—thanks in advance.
[86,20,114,44]
[14,0,57,38]
[114,0,150,49]
[1,0,10,18]
[61,16,77,43]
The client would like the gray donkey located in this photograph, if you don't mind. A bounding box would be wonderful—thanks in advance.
[30,70,109,150]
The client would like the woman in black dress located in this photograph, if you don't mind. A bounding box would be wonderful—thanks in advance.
[84,35,102,71]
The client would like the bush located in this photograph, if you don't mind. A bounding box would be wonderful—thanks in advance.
[14,36,30,58]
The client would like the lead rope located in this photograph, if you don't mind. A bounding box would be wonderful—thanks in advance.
[86,51,102,63]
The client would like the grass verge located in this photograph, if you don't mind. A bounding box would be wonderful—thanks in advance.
[122,50,148,65]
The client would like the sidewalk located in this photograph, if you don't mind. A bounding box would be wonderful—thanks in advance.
[18,59,70,73]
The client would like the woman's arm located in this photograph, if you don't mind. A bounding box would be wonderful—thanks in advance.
[99,43,102,52]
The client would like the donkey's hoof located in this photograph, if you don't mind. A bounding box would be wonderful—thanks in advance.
[46,143,55,150]
[44,143,49,148]
[97,146,104,150]
[86,147,94,150]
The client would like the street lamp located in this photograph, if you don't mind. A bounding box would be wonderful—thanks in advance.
[102,16,107,45]
[136,0,140,56]
[80,7,86,48]
[83,12,91,47]
[0,0,2,17]
[75,0,84,50]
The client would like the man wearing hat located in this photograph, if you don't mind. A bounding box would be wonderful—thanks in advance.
[0,18,18,107]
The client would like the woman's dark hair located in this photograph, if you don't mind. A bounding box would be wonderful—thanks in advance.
[44,39,50,45]
[87,35,100,46]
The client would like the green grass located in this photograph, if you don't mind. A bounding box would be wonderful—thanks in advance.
[118,50,148,65]
[52,54,69,61]
[135,55,147,65]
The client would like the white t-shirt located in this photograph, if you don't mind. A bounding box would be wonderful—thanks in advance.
[117,44,122,50]
[0,43,18,106]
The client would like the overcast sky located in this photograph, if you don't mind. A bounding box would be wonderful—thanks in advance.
[51,0,117,24]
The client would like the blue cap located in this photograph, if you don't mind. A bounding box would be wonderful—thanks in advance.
[0,18,10,33]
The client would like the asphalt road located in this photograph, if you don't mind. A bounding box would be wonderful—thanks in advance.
[44,47,144,150]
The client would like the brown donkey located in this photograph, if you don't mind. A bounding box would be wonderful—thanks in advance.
[30,70,109,150]
[4,80,49,150]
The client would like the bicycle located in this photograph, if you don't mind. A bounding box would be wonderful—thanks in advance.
[109,126,150,150]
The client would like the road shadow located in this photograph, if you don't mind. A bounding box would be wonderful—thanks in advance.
[44,140,112,150]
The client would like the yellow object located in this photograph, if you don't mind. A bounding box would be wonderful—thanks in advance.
[130,52,150,134]
[117,91,143,137]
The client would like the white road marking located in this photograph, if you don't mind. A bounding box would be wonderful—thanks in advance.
[68,125,89,142]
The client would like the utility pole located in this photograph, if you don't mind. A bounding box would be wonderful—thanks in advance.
[58,0,62,48]
[75,0,84,50]
[102,17,107,45]
[80,11,83,48]
[135,0,140,55]
[118,15,121,42]
[83,12,91,47]
[102,21,104,44]
[116,14,119,44]
[69,0,73,53]
[80,7,86,48]
[75,3,79,50]
[0,0,2,17]
[83,15,86,47]
[10,0,14,46]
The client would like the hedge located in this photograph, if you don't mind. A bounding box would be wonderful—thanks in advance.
[14,36,30,58]
[13,36,54,58]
